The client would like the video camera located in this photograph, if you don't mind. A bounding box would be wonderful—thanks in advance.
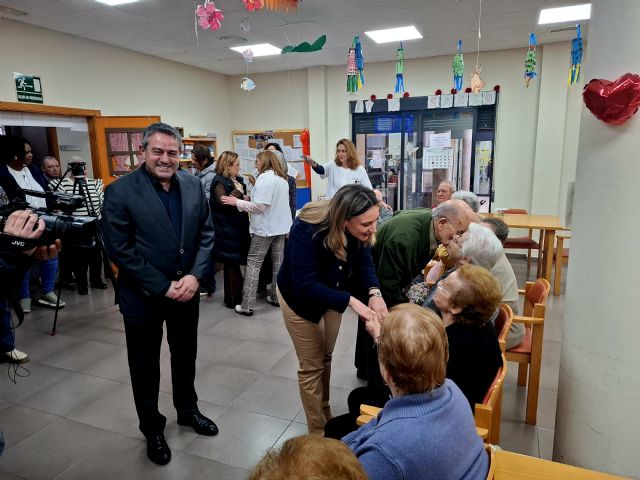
[0,189,97,249]
[68,160,86,177]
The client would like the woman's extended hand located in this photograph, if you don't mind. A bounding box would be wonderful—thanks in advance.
[349,296,380,323]
[220,195,238,206]
[303,156,316,168]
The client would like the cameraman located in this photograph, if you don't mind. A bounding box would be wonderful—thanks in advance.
[51,158,106,295]
[1,192,61,363]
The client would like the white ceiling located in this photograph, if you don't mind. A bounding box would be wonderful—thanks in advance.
[0,0,588,75]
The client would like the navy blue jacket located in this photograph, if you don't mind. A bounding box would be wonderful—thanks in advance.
[0,164,50,202]
[277,218,380,323]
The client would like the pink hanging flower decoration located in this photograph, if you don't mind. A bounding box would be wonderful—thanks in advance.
[196,1,224,31]
[243,0,263,11]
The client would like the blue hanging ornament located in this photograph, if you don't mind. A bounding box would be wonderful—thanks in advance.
[452,40,464,91]
[395,42,405,93]
[524,33,537,87]
[355,36,365,90]
[568,24,583,85]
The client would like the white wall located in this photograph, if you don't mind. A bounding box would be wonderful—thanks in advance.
[0,19,233,153]
[0,18,582,215]
[56,128,93,176]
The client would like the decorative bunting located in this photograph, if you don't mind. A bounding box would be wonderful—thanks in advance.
[347,37,364,93]
[452,40,464,90]
[282,35,326,54]
[524,33,537,87]
[395,42,405,94]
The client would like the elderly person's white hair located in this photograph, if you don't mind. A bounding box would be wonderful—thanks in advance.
[460,222,503,269]
[451,190,479,213]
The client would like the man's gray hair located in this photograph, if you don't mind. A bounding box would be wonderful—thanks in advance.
[438,180,456,193]
[452,190,479,213]
[480,217,510,245]
[460,222,503,269]
[433,200,464,220]
[42,155,58,164]
[141,122,182,150]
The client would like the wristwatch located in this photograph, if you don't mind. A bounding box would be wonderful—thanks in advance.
[369,289,382,298]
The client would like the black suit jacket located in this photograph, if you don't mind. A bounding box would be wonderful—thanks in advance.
[0,164,50,202]
[102,166,214,315]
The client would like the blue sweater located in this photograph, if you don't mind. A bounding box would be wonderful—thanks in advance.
[277,218,380,323]
[343,379,488,480]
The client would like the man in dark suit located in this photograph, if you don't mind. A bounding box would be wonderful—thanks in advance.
[102,122,217,466]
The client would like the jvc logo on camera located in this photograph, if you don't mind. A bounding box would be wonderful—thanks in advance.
[10,239,27,248]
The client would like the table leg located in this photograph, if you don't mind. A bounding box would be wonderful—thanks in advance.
[543,229,555,282]
[554,236,564,296]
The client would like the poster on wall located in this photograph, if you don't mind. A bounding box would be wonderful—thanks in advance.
[422,147,452,169]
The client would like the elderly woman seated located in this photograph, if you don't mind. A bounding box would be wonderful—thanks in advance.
[431,263,503,408]
[343,303,489,480]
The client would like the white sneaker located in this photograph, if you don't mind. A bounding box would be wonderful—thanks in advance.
[37,292,66,308]
[20,298,31,313]
[234,305,254,316]
[3,349,29,364]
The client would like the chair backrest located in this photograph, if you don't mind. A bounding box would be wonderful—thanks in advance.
[503,208,528,215]
[494,304,513,354]
[475,354,507,444]
[523,278,551,318]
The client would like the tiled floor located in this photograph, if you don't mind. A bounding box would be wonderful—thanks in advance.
[0,256,564,479]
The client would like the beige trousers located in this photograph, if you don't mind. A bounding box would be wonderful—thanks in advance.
[277,288,343,435]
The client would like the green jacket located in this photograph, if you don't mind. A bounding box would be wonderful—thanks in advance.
[372,209,437,306]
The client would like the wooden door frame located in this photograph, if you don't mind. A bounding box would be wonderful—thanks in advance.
[0,101,102,177]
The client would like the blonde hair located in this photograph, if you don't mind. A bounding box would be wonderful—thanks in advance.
[215,151,239,178]
[334,138,360,170]
[298,184,378,262]
[256,150,288,180]
[378,304,448,394]
[450,264,502,326]
[248,435,367,480]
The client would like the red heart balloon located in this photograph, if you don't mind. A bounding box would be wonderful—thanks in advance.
[583,73,640,125]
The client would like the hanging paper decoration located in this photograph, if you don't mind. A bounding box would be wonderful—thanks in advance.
[568,24,583,85]
[452,40,464,91]
[196,1,224,31]
[346,37,364,93]
[242,0,263,11]
[524,33,537,87]
[282,35,327,54]
[242,48,253,62]
[240,77,256,91]
[470,64,485,93]
[395,43,405,94]
[263,0,299,12]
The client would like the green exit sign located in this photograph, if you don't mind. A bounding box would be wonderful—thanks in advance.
[14,73,43,104]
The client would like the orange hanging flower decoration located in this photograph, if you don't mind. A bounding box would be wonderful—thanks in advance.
[263,0,299,12]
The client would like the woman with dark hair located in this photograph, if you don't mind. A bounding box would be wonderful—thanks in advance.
[0,136,64,311]
[304,139,372,199]
[277,184,388,434]
[191,144,216,296]
[221,150,292,315]
[209,151,250,308]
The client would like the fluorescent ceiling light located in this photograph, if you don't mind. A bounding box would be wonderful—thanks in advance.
[538,3,591,24]
[365,26,423,44]
[230,43,281,57]
[96,0,139,5]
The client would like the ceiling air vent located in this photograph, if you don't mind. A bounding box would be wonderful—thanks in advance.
[547,25,578,33]
[218,35,248,43]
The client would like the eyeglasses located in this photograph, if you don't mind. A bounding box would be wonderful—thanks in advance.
[436,278,452,298]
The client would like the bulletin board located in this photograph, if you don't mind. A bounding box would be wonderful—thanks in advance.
[232,129,311,189]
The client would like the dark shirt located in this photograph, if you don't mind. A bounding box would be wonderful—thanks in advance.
[141,166,182,242]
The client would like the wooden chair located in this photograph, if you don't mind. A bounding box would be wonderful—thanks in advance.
[494,304,513,354]
[506,278,550,425]
[485,444,496,480]
[553,231,571,296]
[475,354,507,444]
[502,209,544,275]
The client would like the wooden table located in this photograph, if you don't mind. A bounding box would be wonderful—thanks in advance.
[481,213,569,285]
[495,450,628,479]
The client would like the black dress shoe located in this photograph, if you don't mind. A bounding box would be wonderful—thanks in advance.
[177,411,219,436]
[146,433,171,465]
[77,286,89,295]
[90,281,108,289]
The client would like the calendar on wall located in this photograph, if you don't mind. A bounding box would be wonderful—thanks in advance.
[422,147,452,170]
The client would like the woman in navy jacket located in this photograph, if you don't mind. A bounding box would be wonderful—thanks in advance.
[277,184,388,434]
